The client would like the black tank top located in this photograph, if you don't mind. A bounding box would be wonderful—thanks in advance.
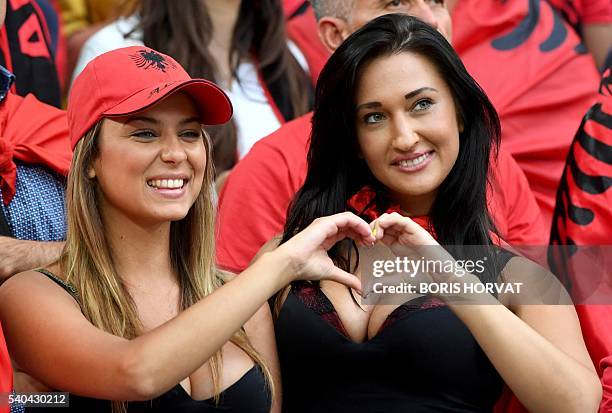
[275,250,514,413]
[30,269,271,413]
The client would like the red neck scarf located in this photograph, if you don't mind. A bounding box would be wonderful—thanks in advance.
[346,185,435,236]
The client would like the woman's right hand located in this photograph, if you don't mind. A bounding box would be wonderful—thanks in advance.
[273,212,376,293]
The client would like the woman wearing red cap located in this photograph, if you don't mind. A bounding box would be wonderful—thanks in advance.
[0,46,375,412]
[73,0,313,179]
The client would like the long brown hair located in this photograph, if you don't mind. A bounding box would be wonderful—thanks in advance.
[61,121,274,411]
[128,0,312,173]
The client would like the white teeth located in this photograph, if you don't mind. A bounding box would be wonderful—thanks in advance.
[147,178,185,189]
[398,153,431,168]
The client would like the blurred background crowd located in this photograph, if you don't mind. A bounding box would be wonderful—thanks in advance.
[0,0,610,412]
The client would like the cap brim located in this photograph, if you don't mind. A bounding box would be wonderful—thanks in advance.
[103,79,232,125]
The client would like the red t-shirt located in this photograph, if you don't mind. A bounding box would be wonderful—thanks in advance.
[0,323,11,413]
[452,0,600,231]
[216,113,546,273]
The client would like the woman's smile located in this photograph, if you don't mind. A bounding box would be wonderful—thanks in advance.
[392,150,436,172]
[92,93,207,226]
[146,175,191,199]
[355,52,461,215]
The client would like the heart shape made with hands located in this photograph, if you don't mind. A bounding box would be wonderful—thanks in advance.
[359,241,491,305]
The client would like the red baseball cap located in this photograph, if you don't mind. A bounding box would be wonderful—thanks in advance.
[67,46,233,149]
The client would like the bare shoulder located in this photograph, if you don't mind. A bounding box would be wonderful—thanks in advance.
[0,269,133,399]
[499,255,550,287]
[218,271,274,332]
[501,257,593,372]
[244,303,274,340]
[215,270,273,333]
[244,302,274,334]
[0,268,81,317]
[500,255,574,309]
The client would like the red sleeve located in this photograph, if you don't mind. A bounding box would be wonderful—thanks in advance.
[488,149,547,246]
[215,114,312,273]
[0,323,11,413]
[453,0,600,232]
[4,92,71,176]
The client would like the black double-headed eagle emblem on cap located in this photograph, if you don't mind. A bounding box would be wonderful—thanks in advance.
[129,49,177,72]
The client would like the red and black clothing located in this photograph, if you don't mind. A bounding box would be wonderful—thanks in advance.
[0,0,62,107]
[549,56,612,411]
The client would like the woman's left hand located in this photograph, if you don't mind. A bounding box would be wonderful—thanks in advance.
[368,213,469,287]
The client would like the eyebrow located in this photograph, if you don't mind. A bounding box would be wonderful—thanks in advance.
[123,116,201,126]
[405,87,438,100]
[124,116,158,125]
[355,87,439,111]
[179,117,201,126]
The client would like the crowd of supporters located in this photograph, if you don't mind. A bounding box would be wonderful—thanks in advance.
[0,0,610,412]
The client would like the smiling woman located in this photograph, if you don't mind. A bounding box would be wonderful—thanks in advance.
[275,14,601,413]
[355,52,461,216]
[0,46,380,413]
[92,94,207,226]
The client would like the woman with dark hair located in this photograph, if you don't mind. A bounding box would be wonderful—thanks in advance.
[72,0,312,176]
[0,46,374,412]
[274,14,601,413]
